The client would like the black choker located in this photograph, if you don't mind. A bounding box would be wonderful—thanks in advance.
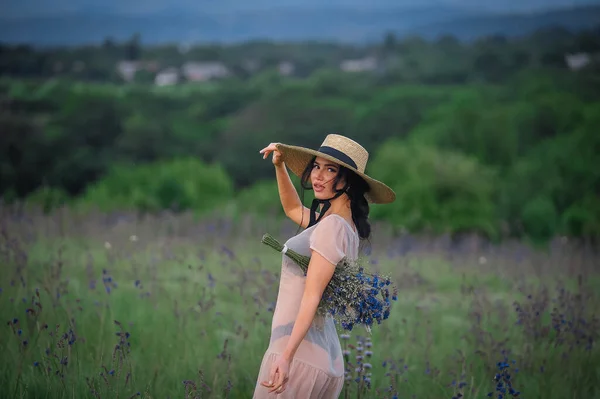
[307,189,346,228]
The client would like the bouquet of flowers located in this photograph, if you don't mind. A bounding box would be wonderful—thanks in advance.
[262,233,397,332]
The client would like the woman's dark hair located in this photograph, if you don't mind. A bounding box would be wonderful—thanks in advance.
[299,156,371,241]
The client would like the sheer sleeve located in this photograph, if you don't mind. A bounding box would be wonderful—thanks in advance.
[309,215,350,266]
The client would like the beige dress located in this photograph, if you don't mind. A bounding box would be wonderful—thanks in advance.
[253,214,359,399]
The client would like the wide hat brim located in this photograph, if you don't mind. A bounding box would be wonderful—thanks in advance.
[276,143,396,204]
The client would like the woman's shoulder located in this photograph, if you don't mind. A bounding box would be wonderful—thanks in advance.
[312,213,357,236]
[309,213,358,264]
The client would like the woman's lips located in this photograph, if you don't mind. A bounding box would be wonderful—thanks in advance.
[314,184,324,192]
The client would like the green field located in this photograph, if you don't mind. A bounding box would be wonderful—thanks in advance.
[1,207,598,399]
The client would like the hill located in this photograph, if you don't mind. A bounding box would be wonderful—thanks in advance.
[410,5,600,41]
[0,5,598,45]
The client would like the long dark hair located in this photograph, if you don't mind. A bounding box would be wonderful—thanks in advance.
[299,156,372,241]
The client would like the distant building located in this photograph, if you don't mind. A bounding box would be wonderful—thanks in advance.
[117,61,138,81]
[155,68,179,86]
[181,61,230,82]
[564,53,591,70]
[340,56,377,72]
[278,61,295,76]
[116,60,159,82]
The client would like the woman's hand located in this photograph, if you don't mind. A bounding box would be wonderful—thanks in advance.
[260,355,290,394]
[259,143,283,166]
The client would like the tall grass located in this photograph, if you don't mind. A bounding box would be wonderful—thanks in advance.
[1,206,598,398]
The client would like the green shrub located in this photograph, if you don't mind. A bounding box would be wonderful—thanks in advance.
[520,196,559,242]
[77,158,233,214]
[499,102,600,240]
[24,186,70,213]
[561,195,600,238]
[368,139,499,238]
[225,174,316,220]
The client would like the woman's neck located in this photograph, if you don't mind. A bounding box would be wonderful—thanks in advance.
[325,195,351,218]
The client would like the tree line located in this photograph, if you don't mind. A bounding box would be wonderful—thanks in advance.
[1,27,599,243]
[1,26,599,83]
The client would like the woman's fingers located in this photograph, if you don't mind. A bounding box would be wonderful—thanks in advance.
[269,372,287,393]
[259,143,283,165]
[268,366,279,387]
[259,143,274,152]
[260,149,281,160]
[268,372,280,392]
[260,143,281,153]
[273,377,288,394]
[260,380,273,388]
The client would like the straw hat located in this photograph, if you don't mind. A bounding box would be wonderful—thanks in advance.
[276,134,396,204]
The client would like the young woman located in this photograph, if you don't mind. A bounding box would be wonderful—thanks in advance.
[253,134,395,398]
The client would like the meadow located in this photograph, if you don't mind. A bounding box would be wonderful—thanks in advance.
[1,205,598,399]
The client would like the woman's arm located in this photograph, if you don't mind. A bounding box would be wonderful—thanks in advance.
[274,163,311,228]
[260,142,311,228]
[282,250,336,361]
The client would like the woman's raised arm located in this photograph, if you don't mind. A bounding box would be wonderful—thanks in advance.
[260,143,311,228]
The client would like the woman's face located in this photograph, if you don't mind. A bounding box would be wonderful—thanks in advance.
[310,156,345,199]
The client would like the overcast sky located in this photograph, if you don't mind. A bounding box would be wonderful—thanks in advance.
[2,0,598,17]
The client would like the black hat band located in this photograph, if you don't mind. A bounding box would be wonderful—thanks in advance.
[317,146,358,170]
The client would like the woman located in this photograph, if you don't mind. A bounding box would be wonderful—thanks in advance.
[253,134,395,398]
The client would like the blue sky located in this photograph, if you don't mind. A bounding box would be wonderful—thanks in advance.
[2,0,598,17]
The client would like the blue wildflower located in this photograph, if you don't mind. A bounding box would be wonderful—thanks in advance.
[489,359,521,398]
